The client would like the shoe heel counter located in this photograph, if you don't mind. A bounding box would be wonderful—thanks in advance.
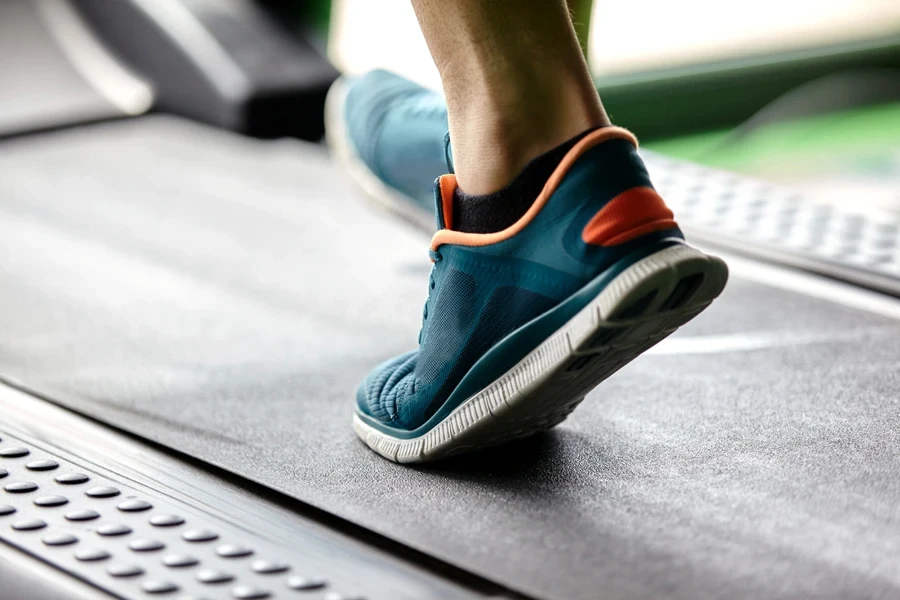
[551,140,680,246]
[581,186,678,246]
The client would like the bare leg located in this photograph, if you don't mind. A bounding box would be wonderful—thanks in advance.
[410,0,608,195]
[567,0,594,56]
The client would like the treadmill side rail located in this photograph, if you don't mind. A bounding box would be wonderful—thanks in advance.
[72,0,339,140]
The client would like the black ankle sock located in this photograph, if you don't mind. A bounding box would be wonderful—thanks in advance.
[451,126,604,234]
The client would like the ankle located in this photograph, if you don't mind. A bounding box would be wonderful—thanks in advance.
[451,126,605,233]
[446,67,609,195]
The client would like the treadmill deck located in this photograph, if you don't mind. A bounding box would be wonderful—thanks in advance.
[1,117,898,600]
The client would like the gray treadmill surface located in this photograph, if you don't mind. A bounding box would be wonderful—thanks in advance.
[1,117,899,600]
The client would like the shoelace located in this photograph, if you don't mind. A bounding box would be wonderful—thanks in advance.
[418,249,443,343]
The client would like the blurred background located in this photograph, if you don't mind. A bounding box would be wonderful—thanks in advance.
[0,0,898,218]
[3,0,898,215]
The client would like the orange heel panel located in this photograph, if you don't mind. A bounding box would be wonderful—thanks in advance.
[582,187,678,247]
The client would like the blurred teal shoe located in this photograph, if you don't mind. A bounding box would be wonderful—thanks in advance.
[326,69,449,231]
[352,127,729,463]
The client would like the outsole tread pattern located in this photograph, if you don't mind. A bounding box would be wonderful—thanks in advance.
[354,244,729,463]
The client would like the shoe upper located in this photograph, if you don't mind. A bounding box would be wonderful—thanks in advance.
[344,70,450,216]
[359,130,684,432]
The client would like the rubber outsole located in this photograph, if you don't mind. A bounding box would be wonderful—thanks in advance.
[354,243,729,463]
[324,77,437,233]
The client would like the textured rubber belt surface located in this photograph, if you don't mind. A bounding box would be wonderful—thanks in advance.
[647,151,900,294]
[1,117,899,600]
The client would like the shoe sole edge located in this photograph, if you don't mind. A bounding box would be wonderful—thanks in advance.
[353,243,728,463]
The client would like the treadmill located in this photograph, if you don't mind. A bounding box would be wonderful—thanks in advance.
[1,2,899,600]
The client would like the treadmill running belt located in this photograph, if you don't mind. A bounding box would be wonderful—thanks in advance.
[1,117,899,600]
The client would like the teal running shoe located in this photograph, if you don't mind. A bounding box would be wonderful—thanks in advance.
[325,69,449,232]
[353,126,729,463]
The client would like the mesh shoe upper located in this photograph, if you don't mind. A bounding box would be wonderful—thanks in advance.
[358,136,684,431]
[344,70,450,214]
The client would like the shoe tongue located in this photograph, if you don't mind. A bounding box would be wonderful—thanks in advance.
[443,131,455,174]
[432,173,457,231]
[433,131,455,230]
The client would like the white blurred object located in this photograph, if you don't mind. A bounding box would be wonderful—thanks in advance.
[331,0,900,83]
[591,0,900,75]
[329,0,439,89]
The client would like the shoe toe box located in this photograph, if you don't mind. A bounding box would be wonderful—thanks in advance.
[357,350,418,424]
